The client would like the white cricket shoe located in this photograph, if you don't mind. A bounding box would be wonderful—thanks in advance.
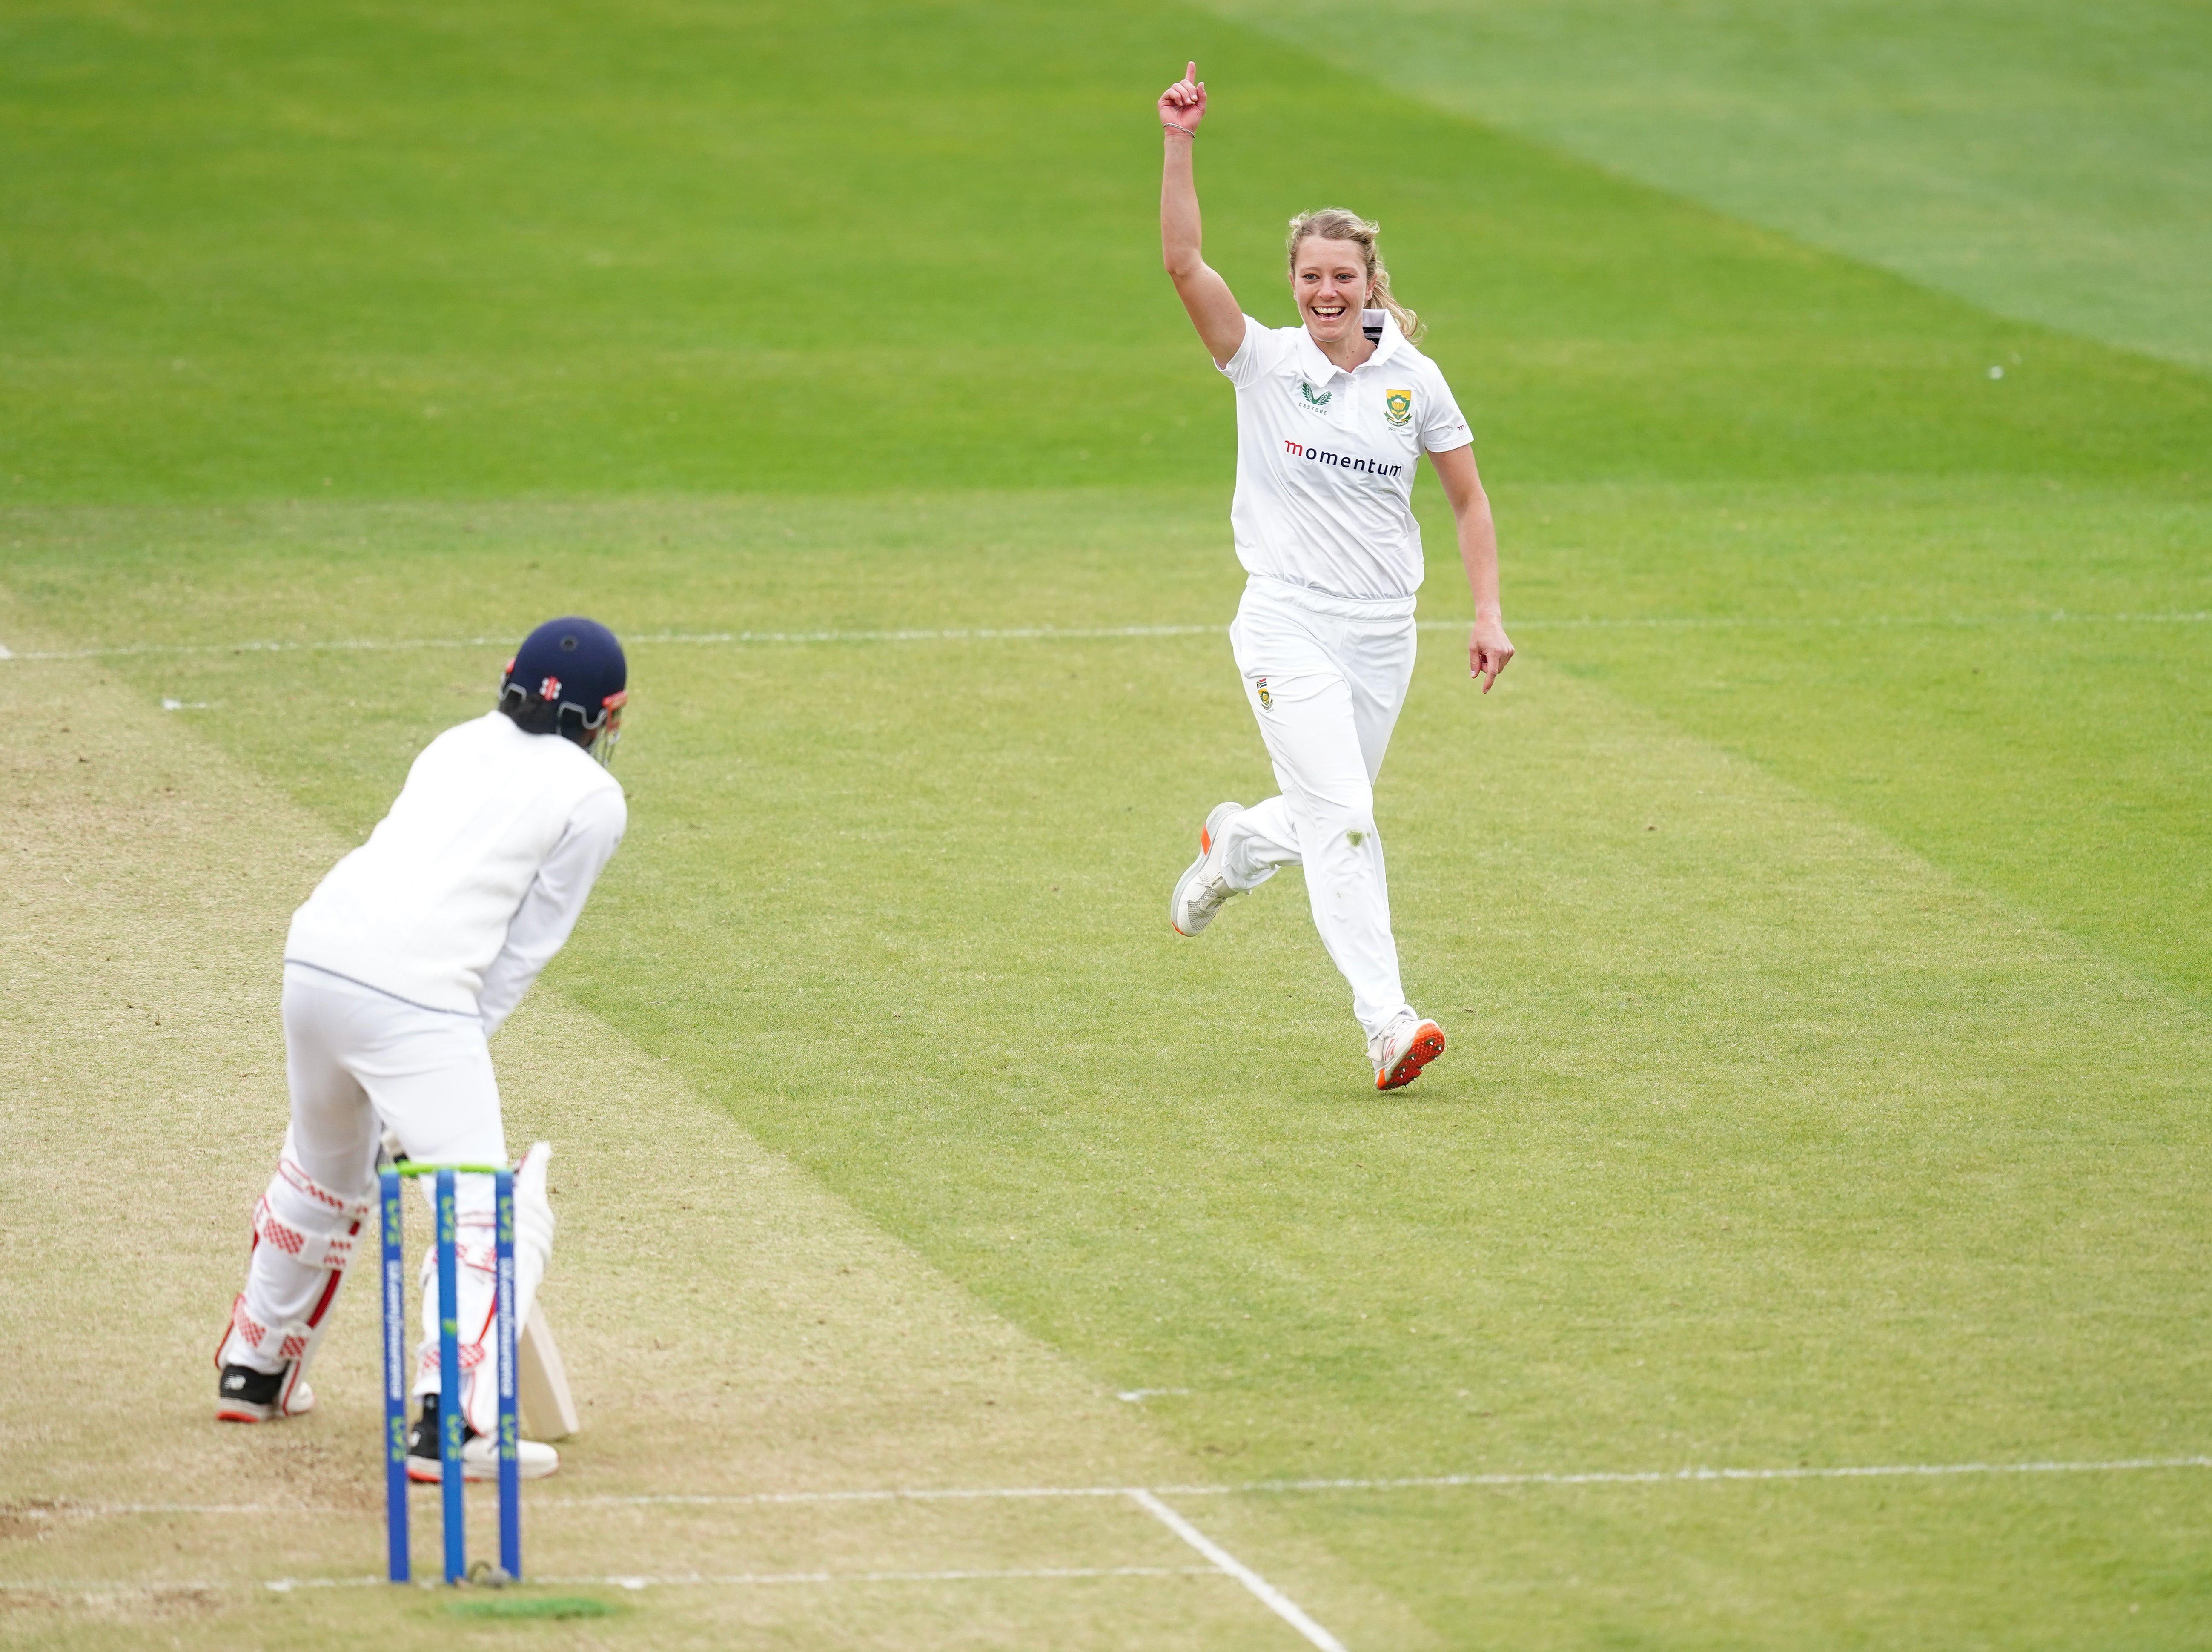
[407,1434,560,1483]
[1170,802,1246,937]
[1370,1015,1446,1092]
[407,1395,561,1481]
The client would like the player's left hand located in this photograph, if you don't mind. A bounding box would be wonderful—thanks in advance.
[1470,618,1514,692]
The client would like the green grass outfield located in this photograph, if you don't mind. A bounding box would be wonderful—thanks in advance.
[3,0,2210,1646]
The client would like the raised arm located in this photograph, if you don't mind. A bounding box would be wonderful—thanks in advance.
[1158,63,1244,368]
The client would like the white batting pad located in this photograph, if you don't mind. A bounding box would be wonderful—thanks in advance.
[512,1140,555,1334]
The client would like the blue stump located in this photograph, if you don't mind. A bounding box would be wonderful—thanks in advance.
[380,1167,409,1583]
[495,1167,521,1580]
[435,1167,465,1584]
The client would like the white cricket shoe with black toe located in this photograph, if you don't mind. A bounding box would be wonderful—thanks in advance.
[1171,802,1246,937]
[407,1393,561,1481]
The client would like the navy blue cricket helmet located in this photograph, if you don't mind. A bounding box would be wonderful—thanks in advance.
[499,617,628,762]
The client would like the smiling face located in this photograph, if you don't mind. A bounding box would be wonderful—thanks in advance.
[1290,235,1372,347]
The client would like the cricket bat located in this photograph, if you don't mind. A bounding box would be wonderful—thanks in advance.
[516,1304,581,1440]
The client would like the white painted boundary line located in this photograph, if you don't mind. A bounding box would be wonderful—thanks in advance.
[1127,1488,1347,1652]
[2,609,2207,663]
[26,1451,2210,1522]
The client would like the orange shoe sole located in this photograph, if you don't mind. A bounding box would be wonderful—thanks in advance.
[1169,815,1223,938]
[1376,1021,1445,1091]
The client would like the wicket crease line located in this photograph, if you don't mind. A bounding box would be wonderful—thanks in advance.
[0,1566,1224,1600]
[283,1563,1226,1590]
[26,1451,2212,1521]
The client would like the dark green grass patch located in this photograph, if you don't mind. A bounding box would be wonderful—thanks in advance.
[444,1592,620,1620]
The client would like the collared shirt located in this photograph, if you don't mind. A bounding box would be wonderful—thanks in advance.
[285,711,626,1033]
[1218,310,1473,600]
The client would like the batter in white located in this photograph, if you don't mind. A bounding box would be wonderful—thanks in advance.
[214,618,630,1482]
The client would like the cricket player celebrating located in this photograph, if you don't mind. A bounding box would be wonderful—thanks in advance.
[214,617,630,1482]
[1157,63,1514,1090]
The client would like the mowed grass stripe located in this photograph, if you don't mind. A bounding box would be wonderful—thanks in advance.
[0,613,1429,1650]
[1195,0,2212,371]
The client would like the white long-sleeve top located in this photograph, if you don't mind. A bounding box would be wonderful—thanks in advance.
[285,711,627,1035]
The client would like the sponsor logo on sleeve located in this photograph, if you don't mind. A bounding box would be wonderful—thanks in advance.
[1384,389,1413,427]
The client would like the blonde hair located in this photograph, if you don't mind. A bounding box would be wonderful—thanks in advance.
[1286,207,1423,342]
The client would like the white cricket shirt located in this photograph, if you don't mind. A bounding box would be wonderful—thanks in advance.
[1219,309,1473,600]
[285,711,627,1034]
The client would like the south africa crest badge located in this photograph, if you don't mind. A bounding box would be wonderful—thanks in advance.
[1384,388,1413,427]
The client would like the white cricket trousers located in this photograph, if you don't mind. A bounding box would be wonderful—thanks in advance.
[1218,576,1419,1041]
[235,963,511,1429]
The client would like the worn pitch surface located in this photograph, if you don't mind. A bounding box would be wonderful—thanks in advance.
[0,606,1425,1647]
